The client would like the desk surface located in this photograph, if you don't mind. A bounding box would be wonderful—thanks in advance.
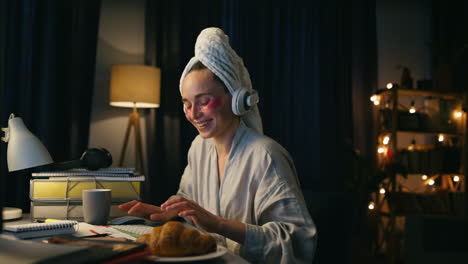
[3,215,249,264]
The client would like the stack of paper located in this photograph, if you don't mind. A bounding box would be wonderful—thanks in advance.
[29,168,144,221]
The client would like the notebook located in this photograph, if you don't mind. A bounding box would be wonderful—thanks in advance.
[3,220,78,239]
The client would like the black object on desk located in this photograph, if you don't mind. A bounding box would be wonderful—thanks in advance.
[110,215,147,225]
[43,236,148,263]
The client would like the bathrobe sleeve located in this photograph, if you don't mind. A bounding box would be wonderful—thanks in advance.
[176,147,193,200]
[240,143,317,264]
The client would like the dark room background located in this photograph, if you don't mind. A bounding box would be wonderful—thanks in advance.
[2,0,468,263]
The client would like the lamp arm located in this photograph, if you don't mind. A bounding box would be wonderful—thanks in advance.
[1,127,9,142]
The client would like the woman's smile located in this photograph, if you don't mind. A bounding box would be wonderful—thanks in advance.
[181,69,238,140]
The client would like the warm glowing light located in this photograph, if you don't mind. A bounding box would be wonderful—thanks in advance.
[383,136,390,145]
[386,83,394,89]
[368,202,375,210]
[438,134,444,142]
[453,175,460,182]
[373,100,380,106]
[379,188,386,194]
[428,179,435,186]
[409,101,416,114]
[370,95,377,102]
[454,111,463,118]
[421,174,428,180]
[377,146,386,154]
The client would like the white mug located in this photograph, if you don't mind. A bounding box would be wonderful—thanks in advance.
[82,189,112,225]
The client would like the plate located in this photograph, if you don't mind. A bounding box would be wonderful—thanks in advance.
[149,245,227,263]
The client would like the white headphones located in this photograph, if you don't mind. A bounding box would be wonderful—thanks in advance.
[231,88,259,116]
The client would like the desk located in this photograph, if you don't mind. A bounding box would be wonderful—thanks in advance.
[3,214,249,264]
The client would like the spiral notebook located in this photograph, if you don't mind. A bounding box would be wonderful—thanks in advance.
[4,220,78,239]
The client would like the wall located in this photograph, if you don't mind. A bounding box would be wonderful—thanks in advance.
[88,0,147,169]
[376,0,432,89]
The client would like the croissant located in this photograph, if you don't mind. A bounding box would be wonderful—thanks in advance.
[136,221,217,257]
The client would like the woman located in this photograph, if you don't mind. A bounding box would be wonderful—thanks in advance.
[119,27,316,263]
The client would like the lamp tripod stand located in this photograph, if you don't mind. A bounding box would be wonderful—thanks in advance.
[119,105,144,173]
[110,65,161,174]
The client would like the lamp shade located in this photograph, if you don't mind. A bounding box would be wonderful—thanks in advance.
[110,65,161,108]
[3,114,53,172]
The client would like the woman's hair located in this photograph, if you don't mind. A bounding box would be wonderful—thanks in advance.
[189,61,228,92]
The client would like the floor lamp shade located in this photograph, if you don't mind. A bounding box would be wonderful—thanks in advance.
[110,65,161,108]
[2,114,53,172]
[109,65,161,173]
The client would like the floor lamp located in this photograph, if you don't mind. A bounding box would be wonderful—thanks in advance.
[110,65,161,174]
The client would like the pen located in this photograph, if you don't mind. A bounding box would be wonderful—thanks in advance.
[81,233,109,238]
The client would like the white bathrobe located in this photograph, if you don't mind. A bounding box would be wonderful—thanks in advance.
[177,121,317,263]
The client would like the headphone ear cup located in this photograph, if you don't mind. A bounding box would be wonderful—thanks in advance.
[81,148,113,170]
[232,88,259,116]
[232,88,249,116]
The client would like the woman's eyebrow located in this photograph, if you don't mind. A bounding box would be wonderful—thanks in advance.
[194,93,213,98]
[182,93,213,102]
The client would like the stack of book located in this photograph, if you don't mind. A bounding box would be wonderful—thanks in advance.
[30,168,144,221]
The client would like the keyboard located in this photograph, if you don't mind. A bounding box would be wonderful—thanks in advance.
[111,225,154,237]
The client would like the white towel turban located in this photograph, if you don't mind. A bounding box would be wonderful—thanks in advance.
[180,27,263,134]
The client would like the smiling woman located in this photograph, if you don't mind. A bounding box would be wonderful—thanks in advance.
[119,27,316,264]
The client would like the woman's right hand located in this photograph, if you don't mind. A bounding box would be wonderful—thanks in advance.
[118,200,178,222]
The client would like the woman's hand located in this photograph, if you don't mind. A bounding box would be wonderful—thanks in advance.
[161,196,221,233]
[118,200,178,222]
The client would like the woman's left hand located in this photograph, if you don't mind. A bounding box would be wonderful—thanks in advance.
[161,196,221,233]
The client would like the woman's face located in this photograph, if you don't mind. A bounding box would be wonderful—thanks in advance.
[181,69,237,139]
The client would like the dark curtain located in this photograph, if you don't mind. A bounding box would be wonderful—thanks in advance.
[144,0,223,205]
[0,0,6,228]
[223,0,376,191]
[144,0,377,263]
[431,1,468,94]
[0,0,101,212]
[222,1,377,263]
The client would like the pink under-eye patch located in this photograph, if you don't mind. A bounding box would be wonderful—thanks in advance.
[202,96,223,111]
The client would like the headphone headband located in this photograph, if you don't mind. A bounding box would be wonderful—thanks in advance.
[54,148,113,171]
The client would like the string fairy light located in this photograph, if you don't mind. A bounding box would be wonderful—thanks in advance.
[377,146,386,154]
[383,135,390,145]
[438,134,444,142]
[370,94,380,106]
[454,110,463,118]
[409,101,416,114]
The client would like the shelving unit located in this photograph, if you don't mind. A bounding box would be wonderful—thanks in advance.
[369,86,468,262]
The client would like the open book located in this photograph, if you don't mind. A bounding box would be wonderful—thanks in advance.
[3,220,78,239]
